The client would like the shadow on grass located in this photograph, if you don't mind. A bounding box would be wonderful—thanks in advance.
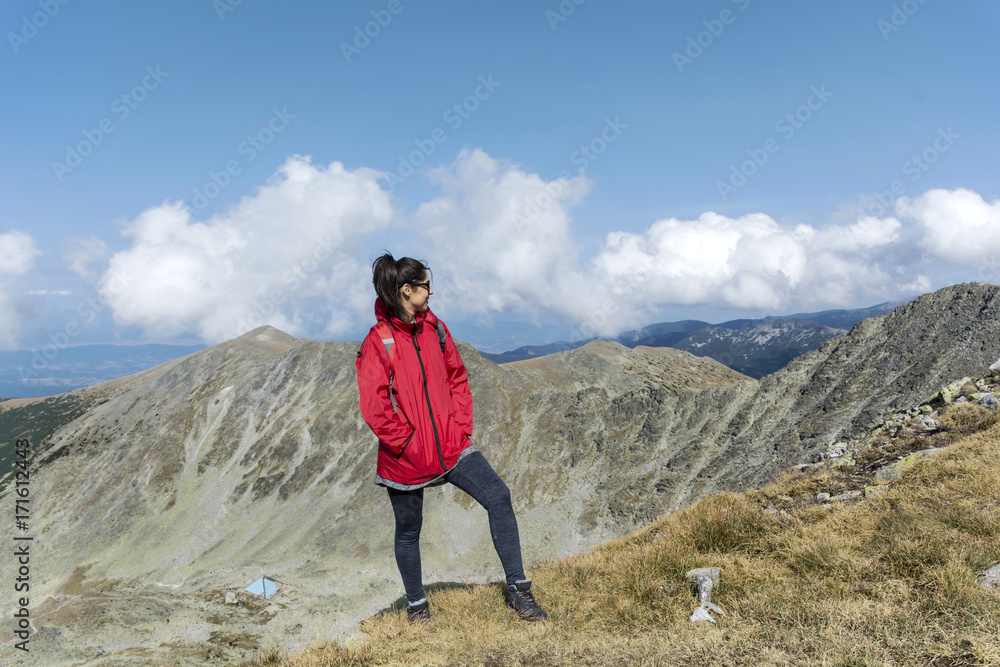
[374,581,482,615]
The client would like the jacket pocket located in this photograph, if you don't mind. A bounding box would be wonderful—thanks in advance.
[396,428,416,460]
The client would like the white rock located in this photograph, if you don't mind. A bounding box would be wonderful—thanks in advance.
[917,416,940,431]
[685,567,724,623]
[980,563,1000,590]
[685,567,721,588]
[690,606,716,623]
[825,442,849,459]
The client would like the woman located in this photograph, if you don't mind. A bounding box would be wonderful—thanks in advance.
[355,252,547,623]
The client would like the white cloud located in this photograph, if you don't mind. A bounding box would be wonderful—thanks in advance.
[74,146,998,345]
[63,236,112,285]
[94,155,393,342]
[0,230,41,277]
[414,148,592,318]
[0,230,41,349]
[815,215,901,253]
[400,150,930,336]
[0,230,42,350]
[896,188,1000,266]
[590,211,903,322]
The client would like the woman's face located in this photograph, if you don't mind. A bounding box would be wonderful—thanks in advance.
[400,271,433,316]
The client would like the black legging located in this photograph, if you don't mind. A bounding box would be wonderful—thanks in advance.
[386,450,527,605]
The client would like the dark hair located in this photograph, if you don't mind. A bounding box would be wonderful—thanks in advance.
[371,252,431,321]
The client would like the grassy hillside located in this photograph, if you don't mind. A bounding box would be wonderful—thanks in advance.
[0,394,93,488]
[249,407,1000,666]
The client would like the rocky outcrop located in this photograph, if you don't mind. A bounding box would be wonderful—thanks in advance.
[760,365,999,515]
[697,282,1000,497]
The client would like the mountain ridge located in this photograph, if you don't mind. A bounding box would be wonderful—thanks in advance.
[480,298,911,373]
[1,283,997,665]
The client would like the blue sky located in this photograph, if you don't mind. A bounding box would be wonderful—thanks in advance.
[1,0,998,354]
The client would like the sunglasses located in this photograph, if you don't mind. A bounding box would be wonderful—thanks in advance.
[405,281,431,291]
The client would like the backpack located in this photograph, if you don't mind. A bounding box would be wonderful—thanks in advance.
[373,319,447,414]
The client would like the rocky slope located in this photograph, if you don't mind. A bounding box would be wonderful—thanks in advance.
[672,318,847,378]
[1,282,998,666]
[0,327,750,665]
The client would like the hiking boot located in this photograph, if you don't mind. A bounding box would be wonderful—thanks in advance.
[504,579,548,621]
[406,598,430,623]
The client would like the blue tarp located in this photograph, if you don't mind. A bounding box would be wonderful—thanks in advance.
[245,576,278,599]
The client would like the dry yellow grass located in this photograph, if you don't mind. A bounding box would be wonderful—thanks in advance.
[241,419,1000,666]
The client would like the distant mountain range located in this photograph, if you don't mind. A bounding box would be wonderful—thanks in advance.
[0,299,913,399]
[481,299,912,377]
[0,343,207,398]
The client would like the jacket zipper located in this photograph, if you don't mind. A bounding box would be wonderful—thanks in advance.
[412,325,447,472]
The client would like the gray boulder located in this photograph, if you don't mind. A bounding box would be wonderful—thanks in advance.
[974,393,998,409]
[980,564,1000,591]
[917,416,940,431]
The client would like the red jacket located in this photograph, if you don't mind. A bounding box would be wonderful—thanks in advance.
[356,298,474,485]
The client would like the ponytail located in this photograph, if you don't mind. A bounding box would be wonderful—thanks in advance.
[371,252,431,321]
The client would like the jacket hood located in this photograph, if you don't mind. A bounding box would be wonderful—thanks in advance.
[374,297,438,330]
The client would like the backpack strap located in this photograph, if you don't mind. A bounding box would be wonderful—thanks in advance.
[373,321,398,413]
[435,321,446,354]
[372,319,447,414]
